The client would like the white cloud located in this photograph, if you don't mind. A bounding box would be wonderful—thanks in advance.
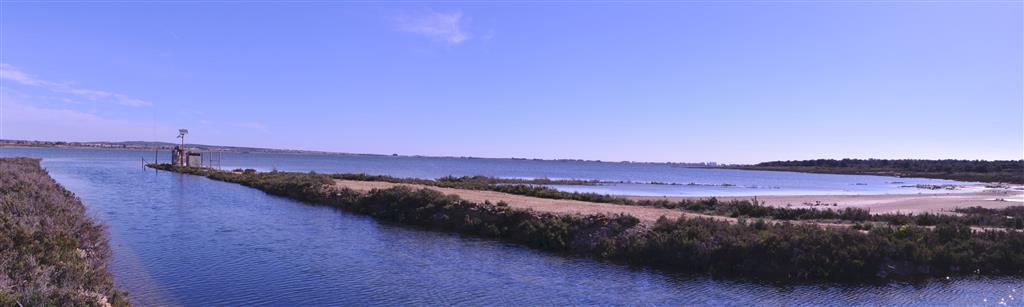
[230,121,268,132]
[0,63,153,107]
[396,11,469,44]
[66,88,153,107]
[0,98,167,141]
[0,63,48,86]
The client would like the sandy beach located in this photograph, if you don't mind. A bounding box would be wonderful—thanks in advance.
[334,179,732,223]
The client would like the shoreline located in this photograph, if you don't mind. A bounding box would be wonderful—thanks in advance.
[627,189,1024,215]
[731,163,1024,185]
[0,142,710,165]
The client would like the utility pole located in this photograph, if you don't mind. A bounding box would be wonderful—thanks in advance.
[176,129,189,166]
[178,129,188,148]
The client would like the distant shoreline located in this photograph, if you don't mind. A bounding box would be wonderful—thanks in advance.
[5,140,1020,185]
[0,140,360,156]
[731,163,1024,184]
[0,140,721,166]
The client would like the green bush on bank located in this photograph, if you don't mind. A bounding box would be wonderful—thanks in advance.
[1,158,129,306]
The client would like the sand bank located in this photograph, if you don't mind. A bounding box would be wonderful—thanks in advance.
[335,179,732,223]
[627,188,1024,215]
[336,179,1023,228]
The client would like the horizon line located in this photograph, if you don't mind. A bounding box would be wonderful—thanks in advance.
[2,138,1022,165]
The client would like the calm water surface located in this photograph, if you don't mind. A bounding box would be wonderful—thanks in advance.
[3,147,1020,306]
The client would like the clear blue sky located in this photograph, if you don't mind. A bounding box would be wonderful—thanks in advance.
[1,2,1021,163]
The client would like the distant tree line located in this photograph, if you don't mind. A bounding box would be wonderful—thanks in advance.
[739,159,1024,183]
[336,174,601,188]
[148,164,1024,281]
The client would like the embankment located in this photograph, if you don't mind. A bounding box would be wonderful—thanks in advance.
[1,158,129,306]
[149,164,1024,281]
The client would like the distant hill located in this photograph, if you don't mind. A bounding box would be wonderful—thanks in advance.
[0,138,725,167]
[0,139,346,155]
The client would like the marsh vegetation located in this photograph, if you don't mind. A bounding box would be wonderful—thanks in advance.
[0,158,128,306]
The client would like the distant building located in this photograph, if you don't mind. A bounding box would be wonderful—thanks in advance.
[171,146,202,167]
[171,146,185,166]
[171,128,203,167]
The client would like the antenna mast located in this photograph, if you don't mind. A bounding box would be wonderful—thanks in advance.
[177,129,189,148]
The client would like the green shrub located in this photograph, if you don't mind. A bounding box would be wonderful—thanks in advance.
[1,158,129,306]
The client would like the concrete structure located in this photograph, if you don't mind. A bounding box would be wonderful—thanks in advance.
[171,146,203,167]
[170,128,203,167]
[187,151,201,167]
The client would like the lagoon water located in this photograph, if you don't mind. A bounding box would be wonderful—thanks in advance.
[216,151,973,196]
[38,147,971,196]
[2,147,1019,306]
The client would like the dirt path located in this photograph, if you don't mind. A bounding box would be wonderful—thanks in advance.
[334,179,732,223]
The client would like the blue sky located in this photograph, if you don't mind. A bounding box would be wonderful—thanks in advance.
[1,2,1021,163]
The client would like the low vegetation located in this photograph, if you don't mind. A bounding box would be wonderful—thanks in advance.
[194,165,1024,229]
[334,172,1024,229]
[628,198,1024,230]
[149,164,1024,281]
[636,197,871,220]
[736,159,1024,184]
[332,173,644,204]
[950,206,1024,229]
[345,172,1024,229]
[335,173,601,187]
[1,158,129,306]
